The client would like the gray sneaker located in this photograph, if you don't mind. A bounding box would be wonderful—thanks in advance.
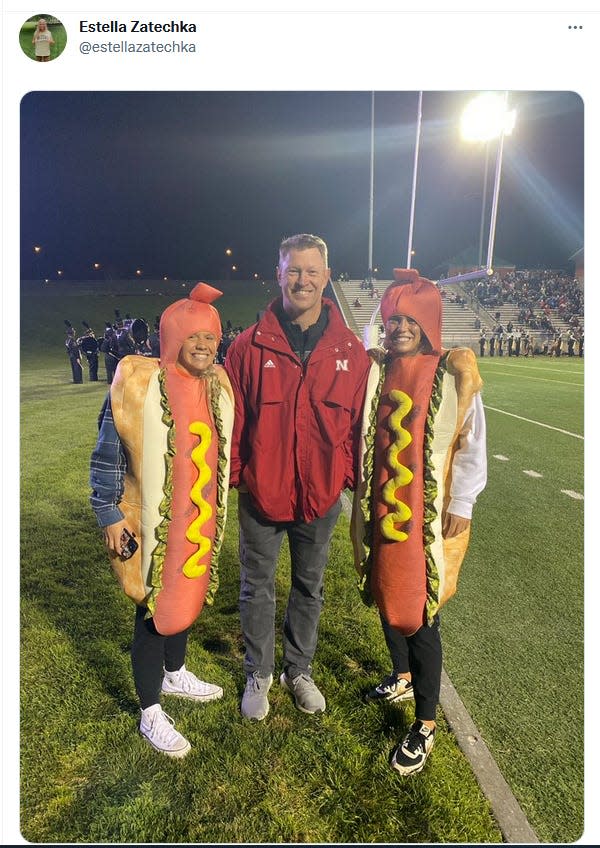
[280,672,326,714]
[241,672,273,720]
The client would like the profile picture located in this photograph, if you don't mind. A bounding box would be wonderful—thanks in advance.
[20,13,67,62]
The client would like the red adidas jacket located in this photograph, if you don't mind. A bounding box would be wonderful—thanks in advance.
[224,298,371,522]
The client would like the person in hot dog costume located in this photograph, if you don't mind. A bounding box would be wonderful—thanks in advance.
[351,268,487,776]
[90,282,234,758]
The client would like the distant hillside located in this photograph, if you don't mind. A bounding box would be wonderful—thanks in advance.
[20,279,279,354]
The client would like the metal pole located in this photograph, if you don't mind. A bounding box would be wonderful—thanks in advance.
[478,141,490,267]
[486,91,509,271]
[406,90,423,269]
[368,91,375,280]
[365,90,423,348]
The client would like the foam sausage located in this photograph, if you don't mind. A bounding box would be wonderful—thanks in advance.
[351,269,483,636]
[107,283,234,636]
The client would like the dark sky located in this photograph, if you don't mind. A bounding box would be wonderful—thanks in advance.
[20,90,584,281]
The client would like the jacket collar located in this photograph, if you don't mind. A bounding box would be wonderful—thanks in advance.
[252,297,358,363]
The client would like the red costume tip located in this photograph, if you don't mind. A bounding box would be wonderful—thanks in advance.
[189,282,223,304]
[392,268,421,284]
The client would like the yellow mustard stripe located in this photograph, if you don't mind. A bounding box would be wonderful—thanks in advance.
[182,421,213,579]
[380,389,413,542]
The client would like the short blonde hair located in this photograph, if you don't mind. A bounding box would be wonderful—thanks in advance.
[279,233,328,267]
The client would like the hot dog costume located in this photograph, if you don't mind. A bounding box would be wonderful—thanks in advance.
[351,269,487,636]
[91,282,234,636]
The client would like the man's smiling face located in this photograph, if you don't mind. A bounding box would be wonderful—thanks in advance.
[277,247,330,325]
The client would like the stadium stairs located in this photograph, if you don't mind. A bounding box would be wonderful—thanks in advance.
[331,278,483,351]
[332,276,583,355]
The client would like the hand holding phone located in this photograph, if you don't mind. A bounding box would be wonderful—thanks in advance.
[119,528,139,559]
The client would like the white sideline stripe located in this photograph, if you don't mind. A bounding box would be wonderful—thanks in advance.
[484,406,583,440]
[483,363,583,374]
[493,454,509,461]
[523,470,543,478]
[484,371,582,387]
[562,489,584,501]
[339,491,539,843]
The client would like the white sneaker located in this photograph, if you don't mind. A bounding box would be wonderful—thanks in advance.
[139,705,191,758]
[161,664,224,702]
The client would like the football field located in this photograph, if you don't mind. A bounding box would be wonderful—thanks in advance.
[18,289,585,842]
[443,354,584,842]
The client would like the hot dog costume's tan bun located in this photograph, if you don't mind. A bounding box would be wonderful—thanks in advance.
[108,282,234,635]
[351,269,482,635]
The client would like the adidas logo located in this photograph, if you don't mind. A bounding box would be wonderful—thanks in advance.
[264,359,276,368]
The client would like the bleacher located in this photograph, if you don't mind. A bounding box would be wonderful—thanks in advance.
[332,278,483,350]
[332,273,583,353]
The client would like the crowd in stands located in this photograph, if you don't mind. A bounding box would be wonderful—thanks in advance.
[440,289,467,307]
[465,269,583,329]
[357,278,381,299]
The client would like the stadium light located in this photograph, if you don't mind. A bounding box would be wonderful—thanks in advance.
[460,92,516,142]
[461,92,517,268]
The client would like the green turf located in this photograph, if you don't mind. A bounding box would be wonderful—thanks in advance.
[21,279,277,357]
[443,356,584,842]
[19,285,584,842]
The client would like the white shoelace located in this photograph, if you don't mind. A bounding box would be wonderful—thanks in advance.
[144,711,183,746]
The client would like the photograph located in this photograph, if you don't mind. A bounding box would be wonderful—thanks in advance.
[19,13,67,63]
[20,89,584,844]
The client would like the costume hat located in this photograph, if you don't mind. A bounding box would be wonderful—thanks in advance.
[159,282,223,366]
[380,268,442,354]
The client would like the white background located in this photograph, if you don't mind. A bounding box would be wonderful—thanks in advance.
[3,3,597,845]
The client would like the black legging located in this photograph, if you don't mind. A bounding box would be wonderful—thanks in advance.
[380,613,442,722]
[131,605,189,709]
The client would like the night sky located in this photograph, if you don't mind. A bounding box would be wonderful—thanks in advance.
[20,90,584,282]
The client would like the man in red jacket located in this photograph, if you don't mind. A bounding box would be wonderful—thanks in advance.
[225,233,371,720]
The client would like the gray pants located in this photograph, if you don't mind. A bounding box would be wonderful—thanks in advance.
[238,492,342,679]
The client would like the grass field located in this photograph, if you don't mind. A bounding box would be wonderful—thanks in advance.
[19,22,68,63]
[19,284,584,843]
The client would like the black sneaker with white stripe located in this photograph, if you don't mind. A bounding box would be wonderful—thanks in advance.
[365,673,414,703]
[391,720,435,775]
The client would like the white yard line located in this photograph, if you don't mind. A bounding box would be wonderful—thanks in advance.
[483,370,582,386]
[484,406,583,440]
[481,362,583,374]
[562,490,584,500]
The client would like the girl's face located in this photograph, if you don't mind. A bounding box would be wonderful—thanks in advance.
[384,314,424,357]
[177,331,218,376]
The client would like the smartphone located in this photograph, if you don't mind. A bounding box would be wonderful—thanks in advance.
[120,528,139,560]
